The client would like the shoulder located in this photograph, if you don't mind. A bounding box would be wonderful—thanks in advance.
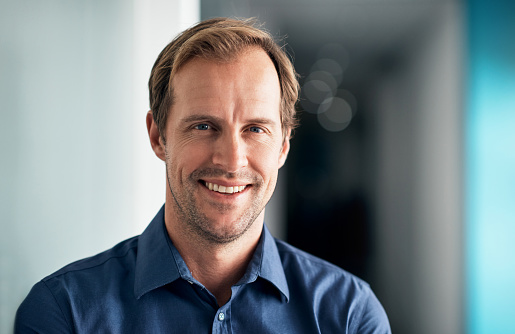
[15,280,72,332]
[38,235,140,304]
[44,235,139,282]
[275,238,368,288]
[275,239,391,333]
[15,236,140,332]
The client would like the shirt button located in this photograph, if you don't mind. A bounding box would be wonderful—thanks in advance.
[218,312,225,321]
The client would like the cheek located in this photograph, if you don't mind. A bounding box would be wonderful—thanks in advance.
[251,150,281,181]
[262,169,279,199]
[252,137,284,162]
[166,141,211,176]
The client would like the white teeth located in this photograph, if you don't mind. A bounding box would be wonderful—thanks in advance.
[205,182,246,194]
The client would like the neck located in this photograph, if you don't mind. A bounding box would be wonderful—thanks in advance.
[181,238,258,306]
[165,203,264,306]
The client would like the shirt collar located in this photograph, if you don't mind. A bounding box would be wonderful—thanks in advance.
[240,224,290,302]
[134,205,180,299]
[134,205,290,302]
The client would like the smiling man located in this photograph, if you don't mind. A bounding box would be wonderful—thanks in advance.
[16,18,390,333]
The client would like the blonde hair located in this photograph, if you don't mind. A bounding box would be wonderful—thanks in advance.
[148,17,299,140]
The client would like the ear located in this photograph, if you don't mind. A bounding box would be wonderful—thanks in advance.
[146,110,166,161]
[278,129,291,169]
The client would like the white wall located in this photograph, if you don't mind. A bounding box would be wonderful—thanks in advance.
[0,0,198,331]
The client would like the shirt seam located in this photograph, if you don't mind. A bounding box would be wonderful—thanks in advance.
[352,287,370,334]
[41,279,74,332]
[278,248,346,271]
[44,240,138,281]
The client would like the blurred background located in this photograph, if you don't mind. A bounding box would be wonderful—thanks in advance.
[1,0,514,333]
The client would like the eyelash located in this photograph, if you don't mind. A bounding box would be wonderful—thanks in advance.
[193,124,265,134]
[194,124,211,131]
[248,126,264,133]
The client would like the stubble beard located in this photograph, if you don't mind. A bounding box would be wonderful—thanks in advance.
[165,160,270,245]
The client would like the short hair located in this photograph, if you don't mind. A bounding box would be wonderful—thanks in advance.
[148,17,299,140]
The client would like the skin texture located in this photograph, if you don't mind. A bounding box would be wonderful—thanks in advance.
[147,47,290,305]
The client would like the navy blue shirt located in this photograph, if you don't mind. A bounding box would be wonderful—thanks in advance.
[16,206,390,333]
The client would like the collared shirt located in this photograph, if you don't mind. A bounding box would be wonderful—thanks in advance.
[16,206,390,333]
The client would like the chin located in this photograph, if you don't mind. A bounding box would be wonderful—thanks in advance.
[197,214,258,244]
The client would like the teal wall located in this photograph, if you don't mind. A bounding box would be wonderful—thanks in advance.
[467,0,515,333]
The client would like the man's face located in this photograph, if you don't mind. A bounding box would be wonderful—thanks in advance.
[156,48,289,244]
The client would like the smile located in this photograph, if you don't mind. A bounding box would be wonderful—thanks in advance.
[204,182,247,194]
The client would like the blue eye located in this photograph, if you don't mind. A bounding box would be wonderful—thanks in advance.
[249,126,263,133]
[195,124,210,130]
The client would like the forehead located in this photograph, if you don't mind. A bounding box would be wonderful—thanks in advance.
[171,48,281,116]
[174,47,279,84]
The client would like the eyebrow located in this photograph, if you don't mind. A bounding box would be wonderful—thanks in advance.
[181,114,277,126]
[181,114,223,123]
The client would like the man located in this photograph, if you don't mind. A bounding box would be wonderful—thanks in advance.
[16,18,390,333]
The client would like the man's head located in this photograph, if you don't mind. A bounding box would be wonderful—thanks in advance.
[146,18,299,245]
[148,17,299,141]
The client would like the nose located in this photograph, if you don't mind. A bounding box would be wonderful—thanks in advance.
[212,132,248,172]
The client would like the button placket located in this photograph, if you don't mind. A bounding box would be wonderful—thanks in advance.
[212,306,231,334]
